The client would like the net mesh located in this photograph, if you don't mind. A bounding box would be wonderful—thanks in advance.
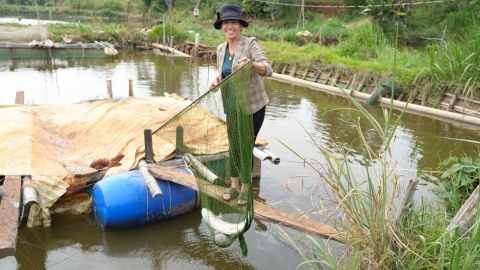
[152,60,255,256]
[0,25,49,42]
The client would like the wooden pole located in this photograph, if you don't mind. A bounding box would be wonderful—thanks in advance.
[194,33,200,59]
[162,16,166,44]
[106,80,112,99]
[175,126,184,158]
[144,129,153,163]
[128,79,133,97]
[138,159,163,198]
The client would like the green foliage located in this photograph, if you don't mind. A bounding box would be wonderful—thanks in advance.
[338,22,387,59]
[148,23,188,44]
[342,0,367,20]
[69,0,95,9]
[283,29,305,46]
[241,0,268,19]
[405,1,458,39]
[319,17,349,37]
[100,0,126,11]
[435,154,480,212]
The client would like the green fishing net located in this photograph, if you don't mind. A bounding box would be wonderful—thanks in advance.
[152,60,255,256]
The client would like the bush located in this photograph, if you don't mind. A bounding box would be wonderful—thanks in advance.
[284,29,305,46]
[100,0,126,12]
[149,23,188,44]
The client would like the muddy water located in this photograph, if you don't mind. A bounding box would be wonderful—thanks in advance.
[0,51,479,269]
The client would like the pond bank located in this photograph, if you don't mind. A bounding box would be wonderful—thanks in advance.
[270,72,480,127]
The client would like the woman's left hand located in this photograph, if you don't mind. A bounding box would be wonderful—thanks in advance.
[238,57,249,65]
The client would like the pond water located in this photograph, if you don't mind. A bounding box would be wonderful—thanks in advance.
[0,51,479,269]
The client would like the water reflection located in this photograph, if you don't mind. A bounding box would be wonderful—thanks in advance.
[1,52,480,269]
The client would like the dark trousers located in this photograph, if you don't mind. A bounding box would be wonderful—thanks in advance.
[227,106,266,180]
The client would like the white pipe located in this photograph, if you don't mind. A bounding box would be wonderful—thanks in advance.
[253,147,281,165]
[184,153,219,183]
[138,159,163,198]
[22,176,39,207]
[271,73,480,126]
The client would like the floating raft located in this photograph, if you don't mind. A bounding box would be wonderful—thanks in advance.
[0,41,116,59]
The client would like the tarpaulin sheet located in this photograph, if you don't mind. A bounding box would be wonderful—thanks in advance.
[0,95,231,179]
[1,95,231,226]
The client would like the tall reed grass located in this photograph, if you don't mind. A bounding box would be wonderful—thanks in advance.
[281,21,480,269]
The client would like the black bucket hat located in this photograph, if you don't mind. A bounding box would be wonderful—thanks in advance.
[214,4,249,30]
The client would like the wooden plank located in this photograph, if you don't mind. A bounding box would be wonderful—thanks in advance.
[447,185,480,236]
[355,75,367,92]
[281,64,288,75]
[289,63,297,77]
[147,164,344,242]
[301,68,309,80]
[0,176,21,258]
[312,71,321,83]
[332,68,340,85]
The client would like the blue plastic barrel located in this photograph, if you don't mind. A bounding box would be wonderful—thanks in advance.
[92,167,198,230]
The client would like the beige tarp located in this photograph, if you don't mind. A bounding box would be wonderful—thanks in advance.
[0,95,233,178]
[1,95,231,226]
[2,95,269,226]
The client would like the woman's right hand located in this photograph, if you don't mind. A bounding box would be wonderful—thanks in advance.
[209,76,220,89]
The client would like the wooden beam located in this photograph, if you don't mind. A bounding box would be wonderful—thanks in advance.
[289,63,297,77]
[147,164,344,242]
[152,43,191,58]
[447,185,480,236]
[301,68,309,80]
[0,176,21,259]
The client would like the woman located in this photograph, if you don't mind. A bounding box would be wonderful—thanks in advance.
[208,4,273,206]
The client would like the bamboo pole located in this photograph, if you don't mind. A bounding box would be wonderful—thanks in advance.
[194,33,200,59]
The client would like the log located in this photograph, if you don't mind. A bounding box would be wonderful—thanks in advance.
[152,43,191,58]
[394,178,419,224]
[0,176,21,258]
[147,164,344,242]
[447,185,480,236]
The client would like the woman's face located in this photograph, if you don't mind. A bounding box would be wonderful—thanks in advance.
[221,20,242,39]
